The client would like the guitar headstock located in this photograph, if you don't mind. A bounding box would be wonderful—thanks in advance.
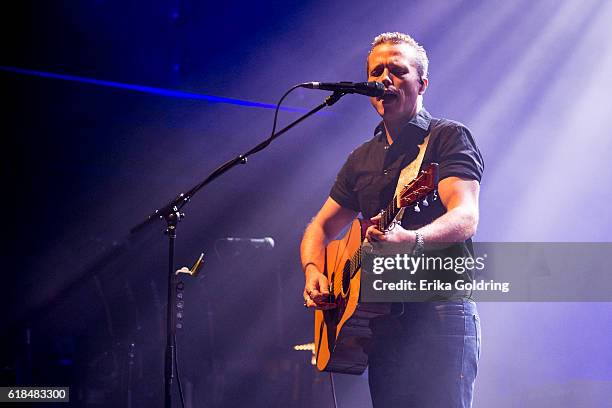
[398,163,439,207]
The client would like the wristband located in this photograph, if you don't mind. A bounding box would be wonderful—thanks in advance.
[412,231,425,256]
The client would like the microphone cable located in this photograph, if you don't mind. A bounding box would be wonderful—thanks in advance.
[329,372,339,408]
[250,83,304,156]
[254,82,344,408]
[169,82,334,408]
[271,83,342,408]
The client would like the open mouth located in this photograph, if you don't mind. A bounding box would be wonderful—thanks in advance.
[379,91,398,102]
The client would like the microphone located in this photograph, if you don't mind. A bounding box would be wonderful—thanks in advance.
[221,237,275,249]
[301,81,385,98]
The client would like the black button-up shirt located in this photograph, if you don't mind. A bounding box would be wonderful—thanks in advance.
[329,108,485,299]
[330,108,484,225]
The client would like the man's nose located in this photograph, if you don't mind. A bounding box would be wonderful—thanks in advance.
[381,68,392,87]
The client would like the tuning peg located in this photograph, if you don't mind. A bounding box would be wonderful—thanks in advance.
[433,190,438,201]
[422,197,429,207]
[414,203,420,213]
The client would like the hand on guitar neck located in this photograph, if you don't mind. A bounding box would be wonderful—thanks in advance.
[364,213,417,244]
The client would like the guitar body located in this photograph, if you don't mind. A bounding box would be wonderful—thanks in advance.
[314,219,390,375]
[312,163,438,375]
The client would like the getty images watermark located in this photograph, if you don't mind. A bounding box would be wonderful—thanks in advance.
[367,252,510,298]
[360,243,612,302]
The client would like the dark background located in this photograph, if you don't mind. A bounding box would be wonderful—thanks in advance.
[3,1,612,407]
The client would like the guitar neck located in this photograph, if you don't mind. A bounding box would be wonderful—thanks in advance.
[378,194,401,231]
[376,163,438,231]
[345,193,400,279]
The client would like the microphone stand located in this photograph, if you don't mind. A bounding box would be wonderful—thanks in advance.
[129,90,346,408]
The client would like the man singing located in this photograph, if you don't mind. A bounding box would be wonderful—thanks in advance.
[300,32,484,407]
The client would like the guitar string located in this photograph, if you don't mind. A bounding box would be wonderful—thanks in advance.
[347,168,437,283]
[335,222,355,296]
[348,191,400,278]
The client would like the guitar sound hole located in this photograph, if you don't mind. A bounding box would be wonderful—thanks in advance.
[342,260,350,295]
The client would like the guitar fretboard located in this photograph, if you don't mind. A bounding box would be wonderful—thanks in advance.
[379,193,402,232]
[344,163,437,279]
[346,191,402,278]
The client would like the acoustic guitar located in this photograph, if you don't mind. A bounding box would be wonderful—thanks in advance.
[314,163,438,374]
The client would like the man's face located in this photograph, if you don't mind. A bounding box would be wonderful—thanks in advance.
[367,43,427,122]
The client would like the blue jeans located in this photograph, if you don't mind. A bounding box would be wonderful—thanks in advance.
[368,299,481,408]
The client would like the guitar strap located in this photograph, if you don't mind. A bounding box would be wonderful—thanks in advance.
[386,131,431,318]
[392,132,430,222]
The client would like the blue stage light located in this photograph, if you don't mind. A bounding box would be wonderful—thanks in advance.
[1,65,308,112]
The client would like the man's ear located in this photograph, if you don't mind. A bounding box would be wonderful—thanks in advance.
[419,77,428,95]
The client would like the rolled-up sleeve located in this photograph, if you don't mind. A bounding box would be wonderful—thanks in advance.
[436,124,484,183]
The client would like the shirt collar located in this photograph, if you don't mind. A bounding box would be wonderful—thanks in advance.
[374,108,432,142]
[410,108,432,131]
